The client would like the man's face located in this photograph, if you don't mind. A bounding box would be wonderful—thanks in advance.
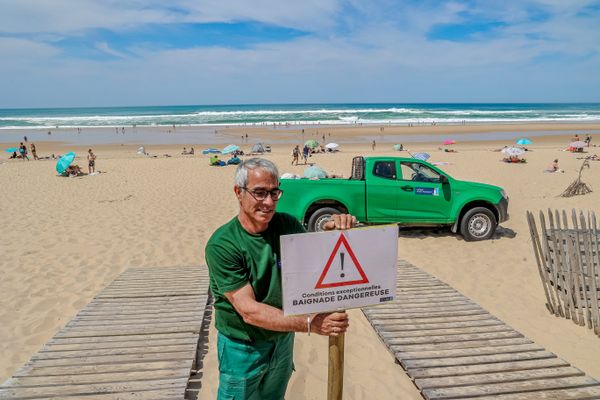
[236,168,280,229]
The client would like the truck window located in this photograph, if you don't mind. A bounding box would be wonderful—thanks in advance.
[400,162,441,183]
[373,161,396,180]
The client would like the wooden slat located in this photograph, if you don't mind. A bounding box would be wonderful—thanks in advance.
[422,376,599,399]
[415,366,584,390]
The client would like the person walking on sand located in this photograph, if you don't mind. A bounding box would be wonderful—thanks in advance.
[205,158,355,399]
[291,145,300,165]
[19,142,29,161]
[372,140,376,151]
[87,148,96,174]
[302,145,310,164]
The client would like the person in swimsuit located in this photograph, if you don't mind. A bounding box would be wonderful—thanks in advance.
[87,148,96,174]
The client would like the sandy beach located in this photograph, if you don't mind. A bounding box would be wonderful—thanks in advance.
[1,123,600,398]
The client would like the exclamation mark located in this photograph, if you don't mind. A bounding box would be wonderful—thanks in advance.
[340,252,345,278]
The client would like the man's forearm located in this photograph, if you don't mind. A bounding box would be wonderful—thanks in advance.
[240,301,308,333]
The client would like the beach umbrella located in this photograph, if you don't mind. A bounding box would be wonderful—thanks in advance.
[305,140,319,149]
[325,143,339,150]
[5,147,18,153]
[443,139,456,145]
[393,144,402,151]
[202,148,221,154]
[502,147,525,157]
[56,152,75,174]
[222,144,240,154]
[516,138,532,145]
[570,141,587,149]
[412,152,431,161]
[304,165,327,179]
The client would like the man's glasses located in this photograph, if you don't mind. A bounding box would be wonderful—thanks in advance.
[242,187,284,201]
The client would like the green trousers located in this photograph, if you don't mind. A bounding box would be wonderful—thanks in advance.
[217,332,294,400]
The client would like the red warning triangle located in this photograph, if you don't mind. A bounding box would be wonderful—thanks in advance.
[315,233,369,289]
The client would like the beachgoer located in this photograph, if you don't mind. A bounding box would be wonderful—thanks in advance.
[10,151,17,159]
[205,158,354,399]
[19,142,29,161]
[302,145,310,164]
[372,140,376,151]
[30,143,39,160]
[585,135,592,147]
[190,147,195,155]
[182,147,187,155]
[545,159,563,173]
[87,149,96,174]
[292,145,300,165]
[24,136,28,142]
[64,164,83,177]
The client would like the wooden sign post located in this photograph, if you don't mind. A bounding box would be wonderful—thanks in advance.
[328,334,345,400]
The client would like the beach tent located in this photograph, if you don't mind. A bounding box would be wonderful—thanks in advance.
[251,143,265,154]
[304,165,327,179]
[202,148,221,154]
[325,143,339,150]
[393,144,403,151]
[137,146,146,155]
[516,138,532,145]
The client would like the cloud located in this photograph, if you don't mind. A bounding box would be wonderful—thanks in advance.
[0,0,598,106]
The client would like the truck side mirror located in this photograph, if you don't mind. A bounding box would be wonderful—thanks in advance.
[440,175,449,184]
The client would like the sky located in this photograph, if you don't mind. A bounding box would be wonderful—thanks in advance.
[0,0,599,108]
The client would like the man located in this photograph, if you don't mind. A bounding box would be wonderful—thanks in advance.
[205,158,355,399]
[291,145,300,165]
[87,148,96,174]
[19,142,29,161]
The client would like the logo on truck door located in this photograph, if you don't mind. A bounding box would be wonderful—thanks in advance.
[415,187,439,196]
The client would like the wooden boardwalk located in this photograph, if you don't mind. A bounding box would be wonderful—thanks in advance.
[363,260,600,400]
[0,266,210,400]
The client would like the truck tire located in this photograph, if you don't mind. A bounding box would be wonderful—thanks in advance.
[460,207,497,241]
[307,207,341,232]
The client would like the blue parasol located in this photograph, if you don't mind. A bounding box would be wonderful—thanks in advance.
[56,152,75,174]
[516,138,532,145]
[412,152,431,161]
[222,144,240,154]
[5,147,19,153]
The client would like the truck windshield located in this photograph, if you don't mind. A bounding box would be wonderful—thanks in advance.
[400,162,442,183]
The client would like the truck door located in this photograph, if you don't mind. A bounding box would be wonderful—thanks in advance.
[396,161,452,222]
[366,160,399,221]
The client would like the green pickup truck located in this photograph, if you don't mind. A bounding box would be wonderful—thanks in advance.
[277,156,509,241]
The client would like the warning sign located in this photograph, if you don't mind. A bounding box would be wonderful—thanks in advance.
[315,234,369,289]
[281,225,397,316]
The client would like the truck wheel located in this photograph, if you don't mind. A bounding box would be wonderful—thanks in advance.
[307,207,341,232]
[460,207,497,241]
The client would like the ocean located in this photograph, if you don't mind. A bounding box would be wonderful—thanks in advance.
[1,103,600,129]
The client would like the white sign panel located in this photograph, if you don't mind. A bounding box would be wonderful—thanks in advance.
[281,225,398,316]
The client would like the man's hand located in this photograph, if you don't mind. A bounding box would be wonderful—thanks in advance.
[322,214,356,231]
[311,312,349,336]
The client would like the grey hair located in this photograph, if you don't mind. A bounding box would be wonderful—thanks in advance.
[234,158,279,187]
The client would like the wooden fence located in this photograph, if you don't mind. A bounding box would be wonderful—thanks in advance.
[526,209,600,336]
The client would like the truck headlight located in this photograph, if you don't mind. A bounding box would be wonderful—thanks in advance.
[500,189,508,199]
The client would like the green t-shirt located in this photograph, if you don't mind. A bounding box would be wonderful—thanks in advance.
[205,212,305,342]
